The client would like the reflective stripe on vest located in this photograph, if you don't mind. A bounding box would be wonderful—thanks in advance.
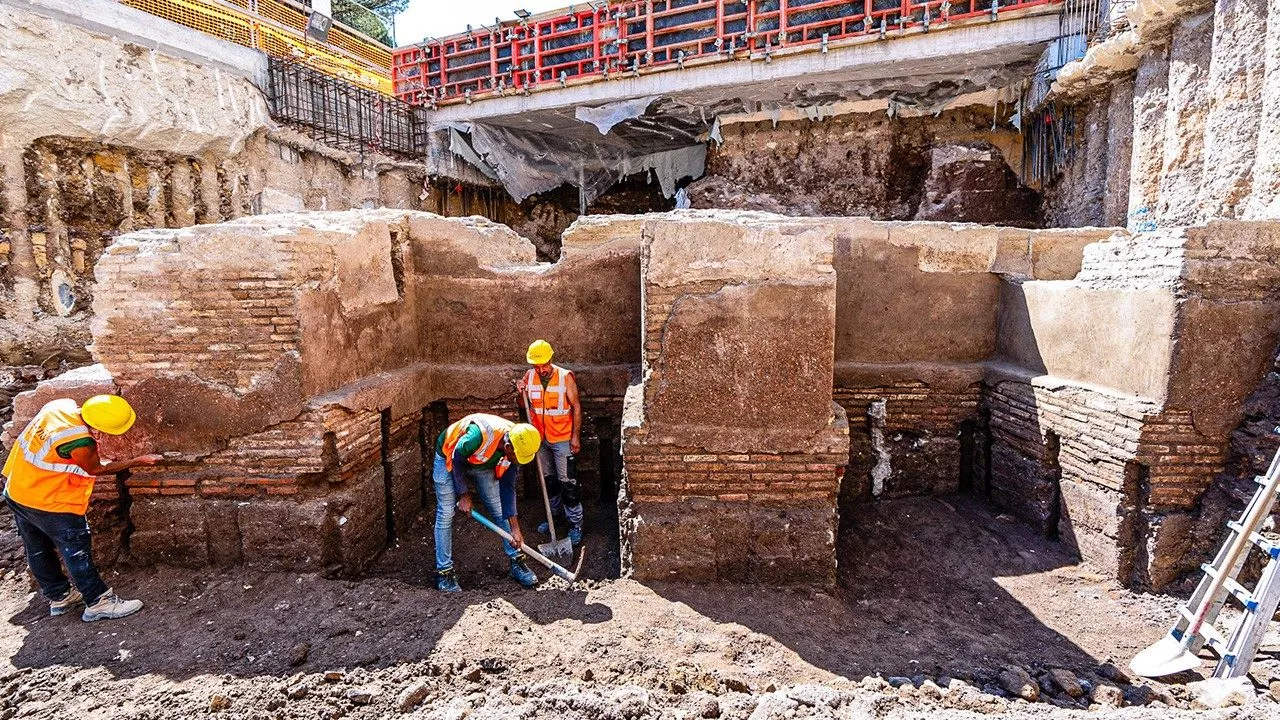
[525,365,574,444]
[2,399,95,515]
[441,413,514,476]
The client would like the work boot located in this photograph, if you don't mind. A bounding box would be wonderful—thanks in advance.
[81,589,143,622]
[50,588,84,617]
[537,521,551,535]
[568,524,583,546]
[509,554,538,588]
[436,568,461,593]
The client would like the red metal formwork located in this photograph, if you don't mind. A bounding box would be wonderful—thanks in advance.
[392,0,1059,107]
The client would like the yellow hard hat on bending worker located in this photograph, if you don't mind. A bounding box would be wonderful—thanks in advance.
[80,394,137,435]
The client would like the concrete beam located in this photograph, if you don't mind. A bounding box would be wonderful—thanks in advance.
[0,0,268,86]
[429,8,1062,124]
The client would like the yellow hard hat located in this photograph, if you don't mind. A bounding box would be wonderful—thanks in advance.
[526,339,554,365]
[508,423,542,465]
[81,395,136,435]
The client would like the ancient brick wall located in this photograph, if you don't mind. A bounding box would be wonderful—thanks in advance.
[836,383,982,502]
[982,222,1280,589]
[621,213,849,585]
[10,210,644,575]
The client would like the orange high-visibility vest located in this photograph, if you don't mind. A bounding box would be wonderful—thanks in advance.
[441,413,513,477]
[524,365,574,444]
[2,399,96,515]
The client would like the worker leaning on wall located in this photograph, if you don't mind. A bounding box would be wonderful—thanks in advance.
[2,396,160,622]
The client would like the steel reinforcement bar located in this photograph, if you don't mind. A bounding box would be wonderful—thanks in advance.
[392,0,1061,107]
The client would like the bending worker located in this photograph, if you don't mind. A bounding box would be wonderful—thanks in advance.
[432,413,542,592]
[517,340,584,546]
[2,395,159,621]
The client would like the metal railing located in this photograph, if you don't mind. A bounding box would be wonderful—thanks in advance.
[392,0,1062,107]
[121,0,393,94]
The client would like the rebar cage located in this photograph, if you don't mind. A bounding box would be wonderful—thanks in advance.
[267,57,427,158]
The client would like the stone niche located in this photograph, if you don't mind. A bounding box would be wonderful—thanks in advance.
[620,213,850,586]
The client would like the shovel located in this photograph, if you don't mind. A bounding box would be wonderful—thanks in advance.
[521,393,574,559]
[1131,446,1280,677]
[469,509,585,582]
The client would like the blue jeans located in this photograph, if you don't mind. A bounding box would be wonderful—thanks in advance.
[432,453,518,572]
[6,496,109,605]
[537,440,583,525]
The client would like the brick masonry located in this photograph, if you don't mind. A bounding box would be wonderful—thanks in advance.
[621,432,847,585]
[835,382,981,502]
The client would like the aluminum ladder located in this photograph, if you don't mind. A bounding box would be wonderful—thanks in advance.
[1181,436,1280,678]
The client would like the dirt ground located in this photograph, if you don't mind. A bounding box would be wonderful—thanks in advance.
[0,494,1277,719]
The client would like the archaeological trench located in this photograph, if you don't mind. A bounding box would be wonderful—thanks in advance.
[2,0,1280,663]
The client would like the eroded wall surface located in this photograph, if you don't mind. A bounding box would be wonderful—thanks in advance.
[7,208,1278,590]
[3,210,641,572]
[1045,0,1280,229]
[686,107,1041,227]
[0,0,428,434]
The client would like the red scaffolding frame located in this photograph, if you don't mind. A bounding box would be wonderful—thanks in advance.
[392,0,1059,107]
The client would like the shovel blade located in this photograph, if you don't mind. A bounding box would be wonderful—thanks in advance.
[538,538,574,559]
[1130,633,1202,678]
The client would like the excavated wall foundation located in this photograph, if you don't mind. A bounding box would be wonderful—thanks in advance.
[8,209,1278,589]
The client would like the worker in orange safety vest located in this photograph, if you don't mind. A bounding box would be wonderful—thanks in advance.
[2,395,160,621]
[432,412,542,592]
[516,340,585,546]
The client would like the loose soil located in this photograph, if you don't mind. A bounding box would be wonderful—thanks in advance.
[0,495,1276,719]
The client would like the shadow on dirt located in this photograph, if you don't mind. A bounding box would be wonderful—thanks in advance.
[649,494,1159,681]
[1,502,616,682]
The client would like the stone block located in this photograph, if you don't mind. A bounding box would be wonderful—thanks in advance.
[204,499,245,566]
[330,466,389,574]
[86,497,129,568]
[11,364,117,430]
[639,213,840,455]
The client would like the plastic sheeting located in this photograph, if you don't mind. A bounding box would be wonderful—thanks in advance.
[574,96,659,135]
[448,121,707,204]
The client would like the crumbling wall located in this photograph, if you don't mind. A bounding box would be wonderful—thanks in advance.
[0,0,427,443]
[1044,0,1280,230]
[11,210,641,574]
[685,107,1041,227]
[832,220,1113,502]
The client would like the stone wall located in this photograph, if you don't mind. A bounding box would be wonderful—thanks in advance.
[983,222,1280,588]
[8,208,1279,589]
[1044,0,1280,230]
[830,220,1114,501]
[0,0,432,436]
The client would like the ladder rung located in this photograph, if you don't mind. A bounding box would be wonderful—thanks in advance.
[1201,562,1261,611]
[1177,606,1228,648]
[1254,474,1280,494]
[1226,521,1280,560]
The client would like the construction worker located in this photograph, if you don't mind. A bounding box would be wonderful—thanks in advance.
[516,340,584,546]
[432,413,542,592]
[2,395,159,621]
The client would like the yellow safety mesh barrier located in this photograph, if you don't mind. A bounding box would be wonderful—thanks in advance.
[120,0,392,95]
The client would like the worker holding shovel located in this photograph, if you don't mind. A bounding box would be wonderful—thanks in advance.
[431,413,542,593]
[516,340,585,548]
